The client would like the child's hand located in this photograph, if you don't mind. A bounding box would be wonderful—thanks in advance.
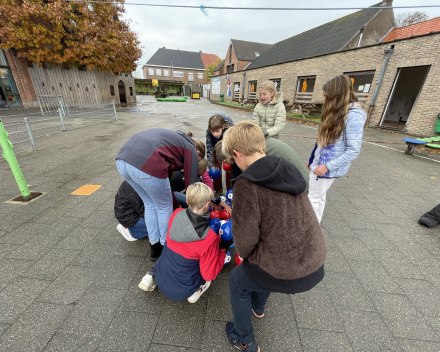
[220,201,232,215]
[210,203,222,212]
[306,162,311,170]
[313,165,328,177]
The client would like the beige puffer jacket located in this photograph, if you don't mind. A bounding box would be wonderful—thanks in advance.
[252,93,286,139]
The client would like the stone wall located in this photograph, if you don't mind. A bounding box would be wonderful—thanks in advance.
[211,33,440,136]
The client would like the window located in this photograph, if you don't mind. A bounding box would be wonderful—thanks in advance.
[164,69,169,77]
[62,63,70,70]
[227,64,234,73]
[344,70,375,104]
[148,68,154,75]
[0,50,7,66]
[27,60,33,68]
[78,65,86,71]
[295,76,316,102]
[233,82,240,99]
[156,69,161,76]
[198,72,204,79]
[129,87,133,96]
[248,81,257,93]
[43,61,52,69]
[110,85,115,96]
[270,79,281,92]
[188,73,194,82]
[173,71,184,78]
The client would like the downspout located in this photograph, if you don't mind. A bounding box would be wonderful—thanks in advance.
[242,72,246,100]
[366,45,394,126]
[357,26,365,47]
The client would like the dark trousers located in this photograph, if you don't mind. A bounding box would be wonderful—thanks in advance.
[213,170,232,192]
[229,264,272,344]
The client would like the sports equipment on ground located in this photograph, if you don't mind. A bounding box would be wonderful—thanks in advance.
[235,253,243,266]
[209,210,221,220]
[221,209,231,220]
[209,218,221,232]
[219,222,233,241]
[209,167,221,179]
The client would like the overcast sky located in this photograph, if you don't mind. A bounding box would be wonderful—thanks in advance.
[123,0,440,75]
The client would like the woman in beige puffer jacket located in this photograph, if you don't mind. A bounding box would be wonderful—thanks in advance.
[252,81,286,139]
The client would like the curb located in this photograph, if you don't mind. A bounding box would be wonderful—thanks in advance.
[210,101,253,112]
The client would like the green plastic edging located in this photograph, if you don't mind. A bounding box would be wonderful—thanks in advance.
[427,143,440,149]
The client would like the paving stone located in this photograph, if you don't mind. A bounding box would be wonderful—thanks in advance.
[337,309,401,352]
[372,250,426,280]
[323,245,353,273]
[393,241,440,267]
[348,259,402,294]
[355,229,398,251]
[205,279,233,322]
[0,302,73,352]
[97,311,157,352]
[0,243,20,259]
[21,251,80,281]
[54,227,102,250]
[201,320,240,352]
[299,329,353,351]
[148,344,200,352]
[59,286,127,337]
[7,232,62,261]
[370,292,440,341]
[291,287,344,332]
[394,278,440,317]
[119,272,165,315]
[43,332,102,352]
[152,299,207,348]
[426,317,440,335]
[398,339,440,352]
[0,277,49,324]
[0,324,10,337]
[90,257,144,289]
[332,236,376,261]
[340,212,377,230]
[0,223,46,245]
[324,271,376,311]
[321,219,355,237]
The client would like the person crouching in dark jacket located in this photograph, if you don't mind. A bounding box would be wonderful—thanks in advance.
[114,181,148,241]
[137,182,232,303]
[222,121,327,352]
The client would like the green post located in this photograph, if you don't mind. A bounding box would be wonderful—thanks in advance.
[0,118,31,198]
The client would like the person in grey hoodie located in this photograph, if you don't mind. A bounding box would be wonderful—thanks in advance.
[252,81,286,139]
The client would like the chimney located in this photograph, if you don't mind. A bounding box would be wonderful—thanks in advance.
[199,50,202,53]
[162,46,165,49]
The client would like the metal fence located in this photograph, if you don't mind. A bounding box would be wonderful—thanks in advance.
[0,100,117,158]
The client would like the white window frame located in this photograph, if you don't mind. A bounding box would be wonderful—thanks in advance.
[163,69,169,77]
[156,69,161,76]
[198,72,204,79]
[148,68,154,76]
[188,72,194,82]
[173,71,184,78]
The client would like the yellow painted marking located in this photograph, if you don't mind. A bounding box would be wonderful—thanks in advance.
[71,184,102,195]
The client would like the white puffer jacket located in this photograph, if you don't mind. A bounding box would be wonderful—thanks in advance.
[252,93,286,139]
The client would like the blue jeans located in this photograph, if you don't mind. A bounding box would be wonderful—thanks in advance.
[173,191,188,208]
[229,264,272,344]
[128,217,148,239]
[116,159,173,245]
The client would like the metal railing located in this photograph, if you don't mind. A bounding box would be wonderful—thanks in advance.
[0,100,117,159]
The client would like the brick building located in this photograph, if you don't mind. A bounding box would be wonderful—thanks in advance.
[213,39,272,76]
[142,47,220,86]
[0,48,136,109]
[210,2,440,136]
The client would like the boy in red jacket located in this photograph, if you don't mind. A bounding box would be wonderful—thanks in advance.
[138,182,232,303]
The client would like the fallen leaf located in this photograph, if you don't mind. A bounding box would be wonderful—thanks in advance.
[431,177,436,179]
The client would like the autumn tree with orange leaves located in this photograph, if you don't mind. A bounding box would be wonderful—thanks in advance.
[0,0,142,74]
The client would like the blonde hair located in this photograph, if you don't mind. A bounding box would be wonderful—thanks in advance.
[186,182,214,211]
[212,141,229,167]
[223,121,266,157]
[319,75,360,147]
[259,81,278,103]
[208,114,231,132]
[198,158,208,173]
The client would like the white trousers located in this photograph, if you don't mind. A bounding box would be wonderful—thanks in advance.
[308,172,335,223]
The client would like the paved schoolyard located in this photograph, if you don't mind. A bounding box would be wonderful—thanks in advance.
[0,96,439,351]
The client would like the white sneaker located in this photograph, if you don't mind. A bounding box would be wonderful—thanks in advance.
[117,224,137,242]
[187,281,211,303]
[138,273,157,292]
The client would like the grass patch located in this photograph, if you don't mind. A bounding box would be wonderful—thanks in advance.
[214,102,254,110]
[287,113,321,122]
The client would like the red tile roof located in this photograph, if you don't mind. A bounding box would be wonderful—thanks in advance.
[200,53,221,69]
[382,17,440,42]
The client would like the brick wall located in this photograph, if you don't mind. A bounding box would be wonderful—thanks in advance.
[212,33,440,136]
[4,49,37,108]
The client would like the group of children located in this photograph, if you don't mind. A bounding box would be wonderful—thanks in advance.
[115,76,366,351]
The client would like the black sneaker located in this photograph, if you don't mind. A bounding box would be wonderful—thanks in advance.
[150,243,163,262]
[225,322,260,352]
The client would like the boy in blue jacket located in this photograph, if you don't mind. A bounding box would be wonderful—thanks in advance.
[138,182,232,303]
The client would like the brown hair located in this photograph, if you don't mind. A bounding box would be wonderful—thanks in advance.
[212,141,229,168]
[198,158,208,173]
[194,140,205,159]
[208,114,231,132]
[223,121,266,157]
[318,75,359,147]
[259,81,278,103]
[186,131,194,137]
